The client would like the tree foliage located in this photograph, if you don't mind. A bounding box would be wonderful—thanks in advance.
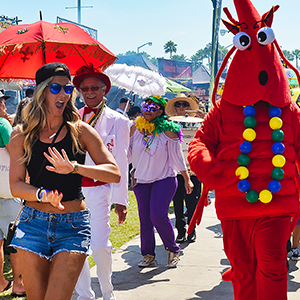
[171,54,187,61]
[282,50,294,62]
[292,49,300,69]
[163,40,177,59]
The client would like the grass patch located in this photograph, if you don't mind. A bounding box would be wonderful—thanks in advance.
[88,189,140,268]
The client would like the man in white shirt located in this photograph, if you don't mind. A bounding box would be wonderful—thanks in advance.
[116,97,131,117]
[73,65,130,300]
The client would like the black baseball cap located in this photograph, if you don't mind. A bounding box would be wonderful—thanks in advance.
[35,62,71,86]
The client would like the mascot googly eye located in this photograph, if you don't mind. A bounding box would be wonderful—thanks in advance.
[257,27,275,45]
[233,32,251,50]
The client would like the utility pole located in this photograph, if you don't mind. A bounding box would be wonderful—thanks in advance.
[209,0,222,108]
[66,0,93,24]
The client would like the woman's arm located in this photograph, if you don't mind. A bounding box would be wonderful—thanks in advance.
[9,128,57,202]
[164,130,194,194]
[78,122,121,183]
[44,122,121,184]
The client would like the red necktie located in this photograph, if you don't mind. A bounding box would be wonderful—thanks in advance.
[84,106,98,114]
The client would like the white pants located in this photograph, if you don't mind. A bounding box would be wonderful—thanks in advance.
[75,185,116,300]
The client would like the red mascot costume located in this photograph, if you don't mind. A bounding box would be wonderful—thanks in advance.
[187,0,300,299]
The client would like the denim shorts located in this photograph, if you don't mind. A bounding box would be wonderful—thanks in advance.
[10,205,91,260]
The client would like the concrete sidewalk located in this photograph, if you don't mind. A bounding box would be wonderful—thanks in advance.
[73,195,300,300]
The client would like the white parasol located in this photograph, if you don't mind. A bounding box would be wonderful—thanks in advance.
[170,115,203,123]
[105,64,167,98]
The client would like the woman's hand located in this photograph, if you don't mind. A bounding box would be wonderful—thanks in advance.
[4,112,13,125]
[41,189,65,210]
[44,147,74,174]
[185,178,194,194]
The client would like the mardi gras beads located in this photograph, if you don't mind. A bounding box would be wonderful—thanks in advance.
[236,105,285,204]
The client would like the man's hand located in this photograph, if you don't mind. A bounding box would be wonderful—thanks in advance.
[115,204,127,225]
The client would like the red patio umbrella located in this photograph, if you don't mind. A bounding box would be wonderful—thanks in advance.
[0,20,117,80]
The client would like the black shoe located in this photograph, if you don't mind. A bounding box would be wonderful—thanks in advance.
[187,232,196,243]
[176,233,186,243]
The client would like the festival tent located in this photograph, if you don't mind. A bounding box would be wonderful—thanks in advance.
[116,54,158,72]
[165,78,192,93]
[193,65,225,85]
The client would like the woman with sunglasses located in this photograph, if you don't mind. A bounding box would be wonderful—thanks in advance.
[9,62,120,300]
[129,95,193,268]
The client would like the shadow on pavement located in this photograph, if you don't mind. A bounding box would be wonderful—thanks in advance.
[288,259,300,292]
[189,275,234,300]
[206,223,223,238]
[112,244,174,292]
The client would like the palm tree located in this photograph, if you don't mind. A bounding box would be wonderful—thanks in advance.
[282,50,294,62]
[195,49,206,64]
[171,54,187,61]
[189,49,205,71]
[203,43,212,68]
[189,54,201,71]
[218,45,229,61]
[163,40,177,59]
[292,49,300,69]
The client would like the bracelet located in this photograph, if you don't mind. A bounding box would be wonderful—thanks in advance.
[71,161,79,174]
[36,187,44,203]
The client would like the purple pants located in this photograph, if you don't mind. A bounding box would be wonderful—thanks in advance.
[133,177,180,256]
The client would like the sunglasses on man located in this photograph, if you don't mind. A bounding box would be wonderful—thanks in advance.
[174,101,190,108]
[80,86,105,92]
[48,83,75,95]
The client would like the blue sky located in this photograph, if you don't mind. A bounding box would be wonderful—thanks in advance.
[2,0,299,60]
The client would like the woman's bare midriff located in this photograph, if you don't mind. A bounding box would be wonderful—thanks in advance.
[26,199,86,213]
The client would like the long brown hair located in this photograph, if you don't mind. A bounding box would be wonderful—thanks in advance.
[19,76,84,164]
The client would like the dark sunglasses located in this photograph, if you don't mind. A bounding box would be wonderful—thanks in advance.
[174,101,190,108]
[48,83,74,95]
[80,86,104,92]
[141,101,161,112]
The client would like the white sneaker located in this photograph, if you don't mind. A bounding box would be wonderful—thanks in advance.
[167,251,179,267]
[138,254,155,267]
[291,247,300,261]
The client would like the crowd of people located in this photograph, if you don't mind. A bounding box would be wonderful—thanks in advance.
[0,61,299,300]
[0,62,207,300]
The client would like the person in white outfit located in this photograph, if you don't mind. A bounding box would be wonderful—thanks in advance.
[73,64,130,300]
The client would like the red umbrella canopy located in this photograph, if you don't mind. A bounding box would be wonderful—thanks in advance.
[0,20,117,80]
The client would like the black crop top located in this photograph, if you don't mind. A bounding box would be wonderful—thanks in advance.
[27,128,86,202]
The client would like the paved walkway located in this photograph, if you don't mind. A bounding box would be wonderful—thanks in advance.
[72,194,300,300]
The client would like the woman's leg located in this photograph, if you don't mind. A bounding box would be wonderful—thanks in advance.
[44,251,86,300]
[133,183,156,256]
[150,177,180,253]
[17,249,51,300]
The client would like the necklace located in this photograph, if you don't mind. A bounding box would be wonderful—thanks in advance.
[49,132,56,139]
[143,129,155,153]
[236,104,285,204]
[83,102,105,128]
